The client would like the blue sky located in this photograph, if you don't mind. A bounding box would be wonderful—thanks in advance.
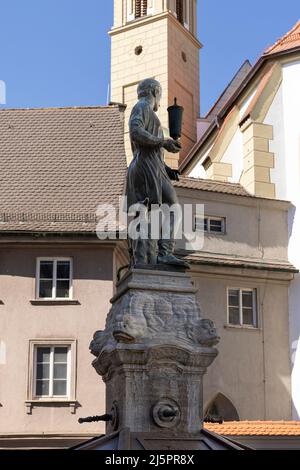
[0,1,299,115]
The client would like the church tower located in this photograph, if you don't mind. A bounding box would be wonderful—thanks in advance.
[110,0,201,168]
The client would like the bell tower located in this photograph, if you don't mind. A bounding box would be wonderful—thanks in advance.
[110,0,201,168]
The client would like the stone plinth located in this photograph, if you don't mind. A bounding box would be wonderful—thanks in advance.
[90,268,219,436]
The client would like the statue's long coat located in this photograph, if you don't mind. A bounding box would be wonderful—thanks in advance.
[126,98,170,209]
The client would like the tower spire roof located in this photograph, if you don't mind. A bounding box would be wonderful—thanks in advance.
[265,19,300,55]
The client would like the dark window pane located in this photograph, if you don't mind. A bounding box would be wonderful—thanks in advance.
[57,261,70,280]
[53,380,67,396]
[229,307,240,325]
[243,308,254,326]
[54,364,67,379]
[54,348,68,363]
[242,291,253,308]
[36,380,49,396]
[40,261,53,279]
[204,219,208,232]
[209,219,223,232]
[36,347,51,363]
[39,280,52,298]
[229,290,239,307]
[36,363,50,380]
[56,280,70,298]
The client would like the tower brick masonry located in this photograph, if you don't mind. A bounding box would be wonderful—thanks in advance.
[110,0,201,168]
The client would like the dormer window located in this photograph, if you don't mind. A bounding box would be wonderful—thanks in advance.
[127,1,151,22]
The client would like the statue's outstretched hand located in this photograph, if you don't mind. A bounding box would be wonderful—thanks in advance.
[163,138,181,154]
[165,165,181,181]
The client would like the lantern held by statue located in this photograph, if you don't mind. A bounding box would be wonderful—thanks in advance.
[167,98,184,141]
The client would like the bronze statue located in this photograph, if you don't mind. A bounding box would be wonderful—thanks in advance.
[126,78,188,269]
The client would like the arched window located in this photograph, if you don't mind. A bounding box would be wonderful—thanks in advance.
[204,393,240,422]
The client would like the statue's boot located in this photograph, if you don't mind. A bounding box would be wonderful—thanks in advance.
[157,253,190,268]
[157,234,189,267]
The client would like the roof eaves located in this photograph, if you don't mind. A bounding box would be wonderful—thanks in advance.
[179,120,217,172]
[180,56,266,172]
[188,258,298,274]
[264,19,300,55]
[204,60,252,120]
[182,41,300,174]
[262,44,300,59]
[0,104,123,113]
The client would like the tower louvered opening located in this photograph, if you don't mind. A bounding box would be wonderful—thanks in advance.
[135,0,148,18]
[176,0,184,25]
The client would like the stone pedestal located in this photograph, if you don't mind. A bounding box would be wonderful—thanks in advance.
[72,268,248,450]
[90,269,220,437]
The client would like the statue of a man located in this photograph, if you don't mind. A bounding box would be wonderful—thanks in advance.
[126,78,188,268]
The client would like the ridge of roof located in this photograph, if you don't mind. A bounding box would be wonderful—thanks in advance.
[0,104,121,112]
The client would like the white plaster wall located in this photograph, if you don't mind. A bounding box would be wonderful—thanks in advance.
[189,162,207,179]
[239,88,257,118]
[222,128,243,183]
[189,144,213,178]
[247,61,300,419]
[189,87,257,181]
[281,60,300,419]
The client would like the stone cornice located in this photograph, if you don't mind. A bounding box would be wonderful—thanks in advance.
[109,11,202,50]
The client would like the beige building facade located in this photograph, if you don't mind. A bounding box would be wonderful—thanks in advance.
[0,243,116,438]
[176,182,294,421]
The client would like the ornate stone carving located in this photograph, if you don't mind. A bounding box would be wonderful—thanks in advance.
[90,271,219,358]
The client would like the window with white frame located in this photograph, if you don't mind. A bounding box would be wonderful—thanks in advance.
[195,216,226,234]
[34,345,71,398]
[227,288,258,327]
[36,258,72,300]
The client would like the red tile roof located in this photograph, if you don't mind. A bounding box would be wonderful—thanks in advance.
[265,19,300,55]
[205,421,300,436]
